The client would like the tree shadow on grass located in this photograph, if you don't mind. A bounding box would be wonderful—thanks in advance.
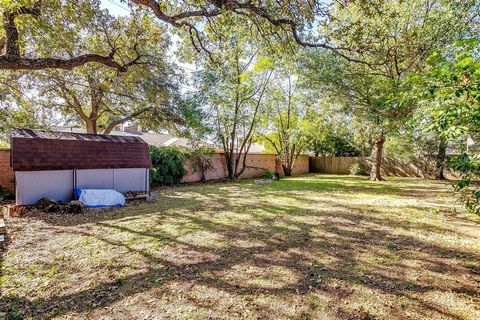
[246,175,454,200]
[2,203,480,318]
[2,175,479,318]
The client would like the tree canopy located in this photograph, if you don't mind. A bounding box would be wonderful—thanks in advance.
[17,10,183,134]
[3,1,477,71]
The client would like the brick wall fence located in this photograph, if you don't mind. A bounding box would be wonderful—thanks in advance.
[0,149,14,192]
[182,154,309,183]
[0,148,309,193]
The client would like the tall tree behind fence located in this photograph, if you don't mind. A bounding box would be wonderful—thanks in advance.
[309,156,429,178]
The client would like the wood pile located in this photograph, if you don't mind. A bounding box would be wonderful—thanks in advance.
[123,191,149,200]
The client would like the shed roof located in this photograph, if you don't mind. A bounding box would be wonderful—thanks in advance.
[11,128,145,143]
[10,128,151,171]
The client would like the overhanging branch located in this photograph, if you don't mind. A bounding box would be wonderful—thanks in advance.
[1,0,379,71]
[0,54,129,71]
[130,0,380,67]
[1,1,141,72]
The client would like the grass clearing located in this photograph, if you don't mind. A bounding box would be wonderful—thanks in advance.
[1,174,479,319]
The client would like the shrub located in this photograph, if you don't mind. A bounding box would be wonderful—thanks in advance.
[0,186,14,200]
[450,153,480,215]
[149,146,187,186]
[265,169,274,179]
[349,163,363,176]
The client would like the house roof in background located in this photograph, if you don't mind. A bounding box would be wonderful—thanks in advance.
[111,131,191,148]
[56,127,191,148]
[56,127,267,153]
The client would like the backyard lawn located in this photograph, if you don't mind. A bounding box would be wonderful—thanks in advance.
[1,174,479,319]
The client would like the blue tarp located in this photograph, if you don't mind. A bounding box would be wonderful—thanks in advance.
[75,188,125,208]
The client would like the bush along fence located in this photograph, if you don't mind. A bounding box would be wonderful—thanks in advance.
[149,146,187,186]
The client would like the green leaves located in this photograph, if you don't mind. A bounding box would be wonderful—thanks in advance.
[0,0,36,11]
[415,36,480,214]
[416,37,480,139]
[253,57,273,74]
[149,146,187,186]
[11,6,182,134]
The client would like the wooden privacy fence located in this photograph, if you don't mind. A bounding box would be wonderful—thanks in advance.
[309,156,429,178]
[309,156,359,175]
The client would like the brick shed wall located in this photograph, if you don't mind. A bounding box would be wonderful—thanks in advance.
[0,149,14,192]
[182,153,309,183]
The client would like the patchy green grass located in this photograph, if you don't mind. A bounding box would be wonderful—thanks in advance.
[1,174,480,319]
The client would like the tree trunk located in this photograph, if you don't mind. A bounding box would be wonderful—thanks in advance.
[85,119,97,134]
[4,13,20,57]
[224,153,235,181]
[283,164,293,176]
[369,134,385,181]
[435,138,447,180]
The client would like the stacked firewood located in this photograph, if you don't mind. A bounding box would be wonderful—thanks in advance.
[123,191,149,199]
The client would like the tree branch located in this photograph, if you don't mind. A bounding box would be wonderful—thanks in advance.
[0,1,140,71]
[0,51,136,71]
[0,37,5,54]
[1,0,381,71]
[103,107,155,135]
[129,0,380,67]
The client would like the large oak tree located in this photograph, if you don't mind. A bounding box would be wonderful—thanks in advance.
[18,10,183,134]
